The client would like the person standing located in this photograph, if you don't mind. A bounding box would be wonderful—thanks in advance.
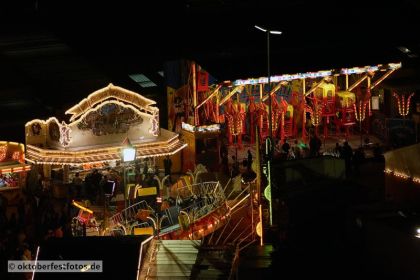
[247,150,253,170]
[72,172,83,198]
[281,139,291,160]
[334,142,342,157]
[292,140,301,159]
[163,156,172,183]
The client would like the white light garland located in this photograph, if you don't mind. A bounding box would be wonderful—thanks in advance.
[385,169,420,184]
[65,83,157,121]
[233,62,401,86]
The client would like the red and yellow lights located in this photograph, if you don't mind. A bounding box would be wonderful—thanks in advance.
[310,105,322,126]
[354,101,368,122]
[393,92,415,117]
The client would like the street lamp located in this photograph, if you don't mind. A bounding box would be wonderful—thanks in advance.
[254,25,281,227]
[122,138,136,208]
[254,25,282,143]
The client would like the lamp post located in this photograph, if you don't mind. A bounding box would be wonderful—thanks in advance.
[255,25,281,226]
[122,138,136,209]
[254,25,282,142]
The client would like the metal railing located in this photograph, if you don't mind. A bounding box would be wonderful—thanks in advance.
[109,200,151,229]
[107,181,227,236]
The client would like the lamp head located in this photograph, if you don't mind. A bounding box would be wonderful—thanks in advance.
[254,25,282,35]
[122,146,136,162]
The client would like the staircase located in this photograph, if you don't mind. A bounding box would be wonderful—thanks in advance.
[190,247,234,280]
[139,240,201,279]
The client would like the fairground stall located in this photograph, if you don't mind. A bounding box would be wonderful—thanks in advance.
[25,84,186,201]
[0,141,31,202]
[166,60,402,147]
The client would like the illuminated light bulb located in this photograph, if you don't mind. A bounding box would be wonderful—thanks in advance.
[416,228,420,238]
[12,152,20,161]
[393,92,415,117]
[0,146,7,161]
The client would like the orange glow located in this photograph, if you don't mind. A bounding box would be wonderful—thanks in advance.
[72,200,94,214]
[12,152,20,161]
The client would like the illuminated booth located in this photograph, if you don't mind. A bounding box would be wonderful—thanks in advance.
[0,141,31,193]
[25,84,187,197]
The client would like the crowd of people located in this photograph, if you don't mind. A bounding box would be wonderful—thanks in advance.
[218,130,386,182]
[0,181,74,278]
[0,158,171,274]
[276,134,323,160]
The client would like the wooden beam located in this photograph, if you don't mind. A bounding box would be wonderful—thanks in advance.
[219,86,244,106]
[370,69,396,90]
[347,74,367,92]
[345,74,349,90]
[304,80,325,97]
[192,62,197,107]
[195,85,222,110]
[302,78,306,95]
[261,82,287,102]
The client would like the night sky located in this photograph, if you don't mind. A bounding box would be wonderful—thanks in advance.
[1,0,419,141]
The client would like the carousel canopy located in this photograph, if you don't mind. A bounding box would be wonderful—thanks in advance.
[25,84,186,165]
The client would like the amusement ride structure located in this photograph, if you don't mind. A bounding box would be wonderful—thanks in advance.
[192,62,401,144]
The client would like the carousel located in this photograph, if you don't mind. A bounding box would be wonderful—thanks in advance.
[186,62,403,145]
[24,84,187,197]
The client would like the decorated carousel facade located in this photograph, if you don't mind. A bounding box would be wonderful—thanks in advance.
[25,83,186,184]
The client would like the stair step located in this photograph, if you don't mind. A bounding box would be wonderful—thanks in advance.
[156,252,199,259]
[158,244,200,249]
[155,259,198,265]
[143,277,190,280]
[157,250,199,255]
[152,271,192,277]
[142,264,194,272]
[160,240,201,245]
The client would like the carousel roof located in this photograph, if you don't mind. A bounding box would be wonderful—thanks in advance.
[26,129,186,165]
[25,84,186,165]
[65,83,158,121]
